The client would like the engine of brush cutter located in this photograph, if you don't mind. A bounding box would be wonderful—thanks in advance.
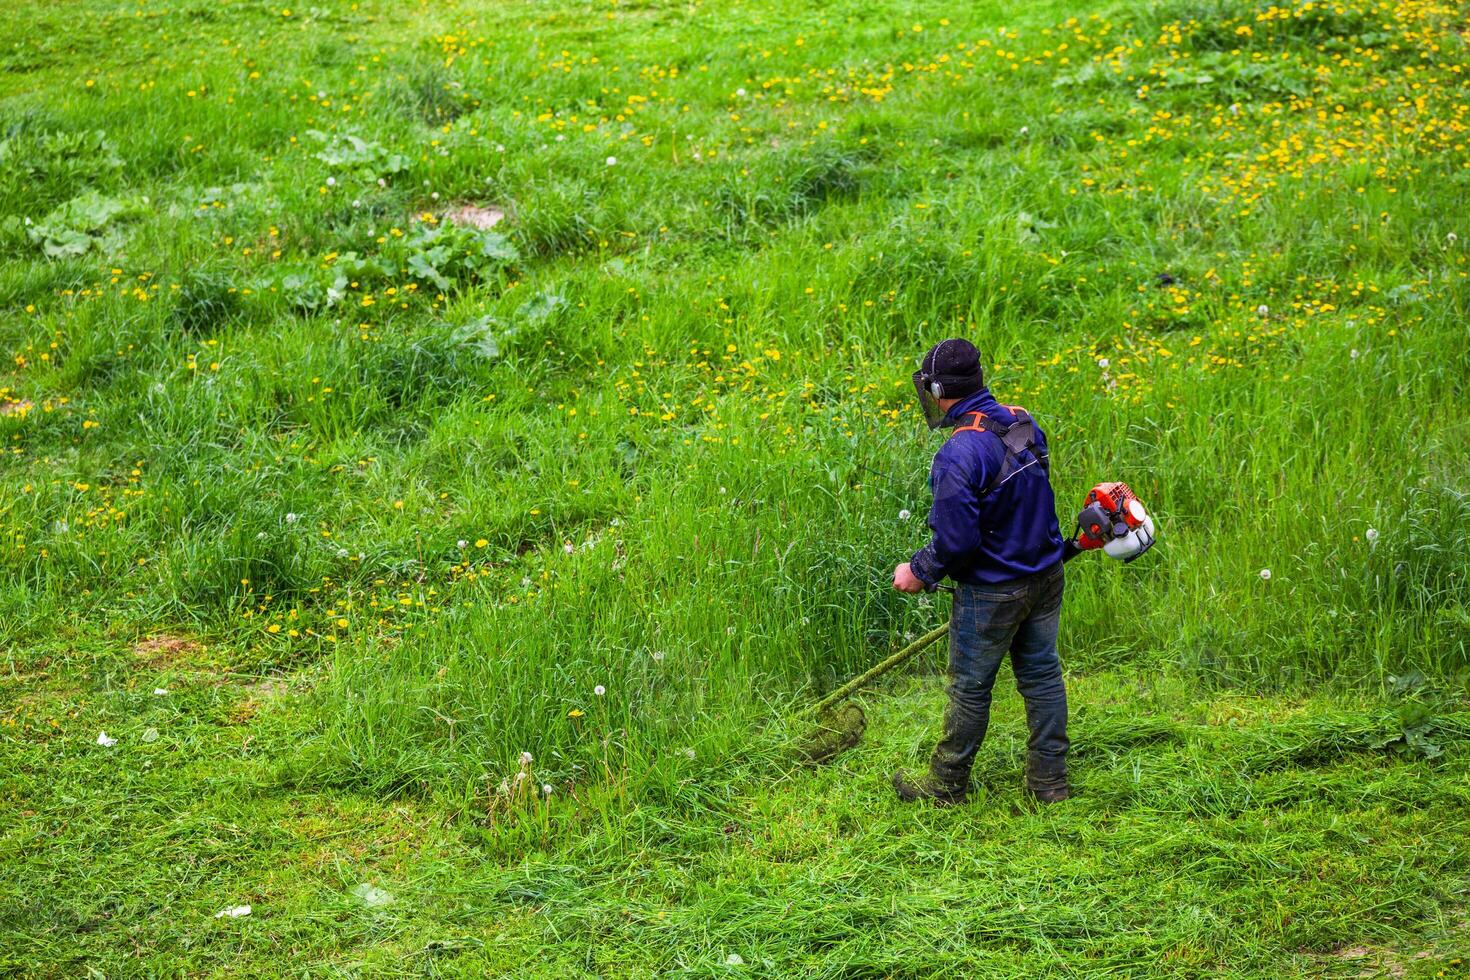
[1073,482,1156,562]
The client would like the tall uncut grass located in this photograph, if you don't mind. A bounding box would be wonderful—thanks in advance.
[2,0,1467,805]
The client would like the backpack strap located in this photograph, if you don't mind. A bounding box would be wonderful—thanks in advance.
[949,410,992,436]
[947,407,1050,493]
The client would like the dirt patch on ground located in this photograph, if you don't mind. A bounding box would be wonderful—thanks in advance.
[228,675,294,724]
[133,634,203,668]
[444,203,506,229]
[1324,942,1445,978]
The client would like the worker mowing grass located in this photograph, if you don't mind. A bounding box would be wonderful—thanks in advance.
[892,338,1072,806]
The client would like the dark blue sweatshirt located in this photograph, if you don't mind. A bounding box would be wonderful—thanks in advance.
[909,389,1066,586]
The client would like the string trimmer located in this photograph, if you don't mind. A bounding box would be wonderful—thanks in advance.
[793,483,1156,764]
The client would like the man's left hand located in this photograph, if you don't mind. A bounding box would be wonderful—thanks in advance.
[892,562,927,594]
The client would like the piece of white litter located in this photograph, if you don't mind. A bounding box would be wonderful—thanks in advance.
[154,688,168,696]
[725,953,745,966]
[215,905,252,918]
[141,727,160,743]
[96,732,117,747]
[351,883,395,908]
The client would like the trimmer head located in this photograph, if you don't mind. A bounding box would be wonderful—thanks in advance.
[793,703,867,764]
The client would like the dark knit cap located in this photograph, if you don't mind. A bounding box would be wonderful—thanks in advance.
[920,338,984,398]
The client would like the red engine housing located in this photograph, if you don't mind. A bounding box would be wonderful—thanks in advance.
[1074,482,1147,550]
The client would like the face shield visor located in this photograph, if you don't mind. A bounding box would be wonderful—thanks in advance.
[912,370,949,429]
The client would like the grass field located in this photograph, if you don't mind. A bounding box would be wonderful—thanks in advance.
[2,0,1469,974]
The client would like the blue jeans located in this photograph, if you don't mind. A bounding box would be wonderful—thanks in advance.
[930,564,1069,793]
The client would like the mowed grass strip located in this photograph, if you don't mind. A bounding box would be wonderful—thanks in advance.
[3,668,1467,975]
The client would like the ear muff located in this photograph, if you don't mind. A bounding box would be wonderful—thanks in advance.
[929,380,944,399]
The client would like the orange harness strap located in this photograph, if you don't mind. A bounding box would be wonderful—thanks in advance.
[948,410,991,437]
[948,407,1031,439]
[946,407,1049,495]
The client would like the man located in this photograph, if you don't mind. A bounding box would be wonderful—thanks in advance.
[891,338,1071,805]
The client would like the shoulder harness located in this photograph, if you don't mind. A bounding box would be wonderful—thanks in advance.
[948,407,1050,496]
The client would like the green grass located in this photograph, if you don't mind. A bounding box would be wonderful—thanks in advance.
[2,0,1469,973]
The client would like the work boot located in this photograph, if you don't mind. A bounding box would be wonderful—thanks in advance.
[1027,784,1071,805]
[1025,757,1070,805]
[891,769,967,807]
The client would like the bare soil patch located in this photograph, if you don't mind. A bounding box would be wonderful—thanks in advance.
[444,204,506,230]
[133,634,203,668]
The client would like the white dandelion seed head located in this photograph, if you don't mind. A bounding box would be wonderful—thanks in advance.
[519,751,533,765]
[606,155,617,166]
[898,509,912,521]
[594,684,606,696]
[495,143,505,153]
[285,512,299,523]
[325,176,336,187]
[1350,348,1360,359]
[542,783,553,796]
[377,177,386,188]
[1256,304,1269,316]
[1259,568,1272,581]
[352,199,361,208]
[1448,232,1459,243]
[1097,357,1110,370]
[652,650,665,662]
[1365,527,1379,543]
[457,539,467,549]
[563,542,574,554]
[430,191,440,200]
[1019,125,1029,135]
[736,87,747,96]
